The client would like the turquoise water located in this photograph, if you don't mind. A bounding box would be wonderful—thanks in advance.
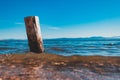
[0,38,120,56]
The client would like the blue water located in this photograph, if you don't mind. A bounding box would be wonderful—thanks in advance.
[0,38,120,56]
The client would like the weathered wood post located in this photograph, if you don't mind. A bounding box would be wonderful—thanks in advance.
[24,16,44,53]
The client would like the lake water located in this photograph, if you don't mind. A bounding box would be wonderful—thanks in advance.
[0,38,120,56]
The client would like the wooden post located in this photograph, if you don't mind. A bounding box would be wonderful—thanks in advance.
[24,16,44,53]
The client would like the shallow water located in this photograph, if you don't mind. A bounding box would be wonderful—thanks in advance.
[0,38,120,56]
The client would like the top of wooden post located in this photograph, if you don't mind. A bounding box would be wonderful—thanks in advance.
[24,16,39,19]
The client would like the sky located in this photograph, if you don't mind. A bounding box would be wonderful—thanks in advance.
[0,0,120,39]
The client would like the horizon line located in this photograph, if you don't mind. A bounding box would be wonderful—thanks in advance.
[0,36,120,40]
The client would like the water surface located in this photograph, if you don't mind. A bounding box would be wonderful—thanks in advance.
[0,38,120,56]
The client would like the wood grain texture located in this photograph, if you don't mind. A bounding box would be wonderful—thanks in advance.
[24,16,44,53]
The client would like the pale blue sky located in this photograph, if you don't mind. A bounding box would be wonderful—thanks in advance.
[0,0,120,39]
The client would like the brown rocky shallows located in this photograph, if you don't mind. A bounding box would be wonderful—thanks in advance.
[0,53,120,80]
